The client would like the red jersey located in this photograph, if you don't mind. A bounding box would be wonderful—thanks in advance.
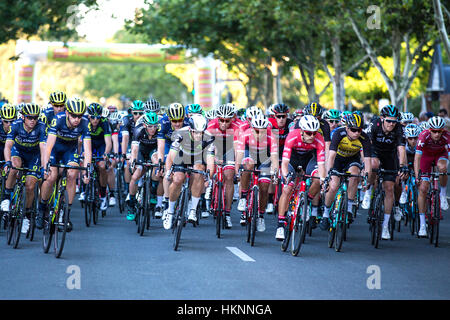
[236,127,278,156]
[416,129,450,156]
[207,118,243,154]
[282,128,325,163]
[268,117,292,151]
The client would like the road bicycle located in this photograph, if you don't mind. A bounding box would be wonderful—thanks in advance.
[116,158,126,214]
[402,169,419,236]
[170,166,208,251]
[325,170,363,252]
[42,163,88,258]
[208,162,227,238]
[367,168,398,248]
[82,155,106,226]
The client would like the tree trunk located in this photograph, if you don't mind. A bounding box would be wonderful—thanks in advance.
[433,0,450,61]
[331,35,343,109]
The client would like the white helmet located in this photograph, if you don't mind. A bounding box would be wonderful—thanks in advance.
[189,114,208,132]
[404,124,421,138]
[298,115,320,131]
[205,109,215,120]
[428,116,446,130]
[246,106,263,120]
[400,112,414,123]
[216,104,235,119]
[419,121,429,131]
[251,114,269,129]
[144,99,161,113]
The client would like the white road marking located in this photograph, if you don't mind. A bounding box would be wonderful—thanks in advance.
[226,247,255,262]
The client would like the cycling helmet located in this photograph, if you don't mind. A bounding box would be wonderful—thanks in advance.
[400,112,414,123]
[251,114,269,129]
[167,102,185,120]
[49,91,67,105]
[324,109,341,120]
[107,105,117,113]
[419,121,429,131]
[1,103,17,120]
[404,124,421,138]
[22,103,41,116]
[428,116,446,130]
[304,102,324,117]
[142,112,159,126]
[340,111,352,124]
[380,104,399,118]
[216,104,235,119]
[87,103,103,117]
[293,109,303,118]
[130,100,144,112]
[298,115,320,131]
[144,99,161,113]
[108,111,120,124]
[353,110,363,117]
[245,106,263,120]
[188,114,208,132]
[66,98,86,115]
[346,113,364,129]
[205,109,216,120]
[236,108,246,118]
[272,103,290,114]
[187,104,202,115]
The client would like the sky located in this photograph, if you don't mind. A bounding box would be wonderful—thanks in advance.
[75,0,148,42]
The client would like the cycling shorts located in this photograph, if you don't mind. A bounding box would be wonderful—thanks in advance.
[285,151,318,187]
[11,145,41,179]
[332,154,362,173]
[242,149,272,184]
[420,149,448,181]
[50,143,80,166]
[372,149,398,182]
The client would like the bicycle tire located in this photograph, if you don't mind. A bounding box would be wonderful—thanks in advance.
[145,178,152,230]
[54,199,68,258]
[432,190,440,247]
[28,185,39,242]
[173,187,187,251]
[93,179,100,225]
[246,189,253,243]
[216,182,222,239]
[84,183,92,227]
[117,168,125,213]
[13,187,26,249]
[42,210,54,253]
[292,191,307,256]
[250,187,258,247]
[334,191,347,252]
[139,183,147,236]
[373,193,384,249]
[281,214,292,252]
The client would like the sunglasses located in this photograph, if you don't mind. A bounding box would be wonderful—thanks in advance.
[90,116,101,120]
[430,129,443,134]
[133,112,144,116]
[219,118,232,123]
[2,120,13,123]
[171,119,183,123]
[348,127,362,133]
[407,137,418,140]
[385,119,398,124]
[25,115,39,121]
[328,120,340,124]
[302,130,317,137]
[69,113,83,119]
[52,104,65,108]
[145,124,158,129]
[275,114,287,119]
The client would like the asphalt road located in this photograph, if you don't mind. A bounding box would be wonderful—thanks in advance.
[1,198,449,300]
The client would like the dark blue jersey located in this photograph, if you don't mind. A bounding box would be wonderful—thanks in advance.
[88,118,111,149]
[6,119,46,153]
[48,113,90,147]
[157,114,189,146]
[0,122,10,146]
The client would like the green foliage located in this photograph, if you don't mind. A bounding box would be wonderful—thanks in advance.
[0,0,98,44]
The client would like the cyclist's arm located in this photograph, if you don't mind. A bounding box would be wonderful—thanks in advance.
[4,140,13,163]
[104,134,112,155]
[111,133,119,154]
[414,152,421,179]
[397,145,407,167]
[318,161,326,180]
[130,142,139,164]
[39,142,46,169]
[326,150,337,173]
[157,138,165,162]
[83,138,92,169]
[43,134,56,169]
[164,149,176,174]
[121,133,129,158]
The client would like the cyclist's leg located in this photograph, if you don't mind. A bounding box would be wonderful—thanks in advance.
[2,151,21,208]
[437,156,449,210]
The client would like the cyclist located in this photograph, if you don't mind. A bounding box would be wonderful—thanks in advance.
[399,124,421,204]
[266,103,292,214]
[207,104,243,228]
[79,103,112,211]
[105,111,122,206]
[415,116,449,237]
[36,98,92,231]
[320,113,372,230]
[157,102,190,211]
[127,112,161,221]
[41,91,67,130]
[323,109,342,138]
[275,115,326,240]
[186,104,203,117]
[301,102,331,158]
[121,100,145,194]
[0,104,17,161]
[235,113,278,232]
[400,112,415,127]
[163,114,215,229]
[144,99,161,118]
[362,104,408,240]
[1,103,46,233]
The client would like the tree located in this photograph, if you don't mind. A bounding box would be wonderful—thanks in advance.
[433,0,450,60]
[0,0,98,44]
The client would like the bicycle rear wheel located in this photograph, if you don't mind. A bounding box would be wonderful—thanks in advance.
[250,188,258,247]
[292,192,308,256]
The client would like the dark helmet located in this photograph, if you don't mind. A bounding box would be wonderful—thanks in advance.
[272,103,290,114]
[346,113,364,129]
[87,103,103,117]
[380,104,399,118]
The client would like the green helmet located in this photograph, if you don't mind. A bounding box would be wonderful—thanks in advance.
[131,100,144,111]
[187,104,202,115]
[324,109,341,120]
[341,111,352,124]
[142,111,159,126]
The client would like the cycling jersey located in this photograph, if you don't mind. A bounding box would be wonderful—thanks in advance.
[41,107,64,130]
[329,127,371,158]
[366,117,405,154]
[132,123,158,150]
[268,117,292,157]
[120,115,137,146]
[405,143,416,166]
[0,122,10,161]
[292,118,331,142]
[88,119,111,152]
[237,126,278,164]
[416,129,450,176]
[207,118,243,167]
[170,127,215,167]
[282,129,325,164]
[157,114,190,154]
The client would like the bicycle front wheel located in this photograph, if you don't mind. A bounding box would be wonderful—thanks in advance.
[215,183,223,239]
[84,183,92,227]
[250,188,259,247]
[373,194,384,249]
[335,193,347,252]
[54,202,68,259]
[173,187,187,251]
[292,192,308,256]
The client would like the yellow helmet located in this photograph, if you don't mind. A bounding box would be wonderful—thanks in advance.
[66,98,86,115]
[167,102,185,120]
[0,104,17,120]
[22,103,41,116]
[49,91,67,105]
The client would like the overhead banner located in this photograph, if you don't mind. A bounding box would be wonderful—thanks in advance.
[47,44,186,64]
